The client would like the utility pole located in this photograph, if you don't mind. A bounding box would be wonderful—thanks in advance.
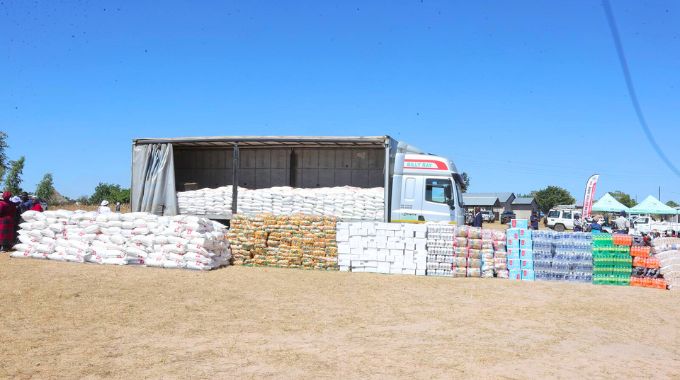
[659,186,661,201]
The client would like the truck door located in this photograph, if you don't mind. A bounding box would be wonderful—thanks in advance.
[421,178,454,222]
[394,176,423,221]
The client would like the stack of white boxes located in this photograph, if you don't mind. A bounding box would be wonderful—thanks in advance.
[426,224,456,277]
[336,222,428,275]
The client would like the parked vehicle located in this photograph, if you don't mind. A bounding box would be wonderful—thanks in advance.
[131,136,467,224]
[546,207,582,232]
[631,216,680,235]
[501,210,516,224]
[481,210,496,222]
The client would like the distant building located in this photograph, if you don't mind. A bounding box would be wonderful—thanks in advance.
[512,197,539,220]
[463,192,515,219]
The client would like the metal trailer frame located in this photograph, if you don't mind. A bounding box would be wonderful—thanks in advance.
[132,136,398,221]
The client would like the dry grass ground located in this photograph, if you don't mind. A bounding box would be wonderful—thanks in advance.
[1,254,679,379]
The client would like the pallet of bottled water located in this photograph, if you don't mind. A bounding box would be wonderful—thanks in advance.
[533,231,592,283]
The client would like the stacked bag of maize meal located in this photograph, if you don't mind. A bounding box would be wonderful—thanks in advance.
[652,237,680,290]
[12,210,231,270]
[227,214,338,270]
[177,186,234,216]
[177,186,384,220]
[425,225,507,278]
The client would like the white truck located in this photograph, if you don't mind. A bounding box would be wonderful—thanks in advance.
[131,136,466,224]
[631,216,680,235]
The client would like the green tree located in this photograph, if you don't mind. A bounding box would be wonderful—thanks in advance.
[35,173,56,202]
[460,172,470,193]
[530,186,576,214]
[89,183,131,205]
[0,131,8,182]
[666,200,679,208]
[4,156,25,195]
[610,190,636,208]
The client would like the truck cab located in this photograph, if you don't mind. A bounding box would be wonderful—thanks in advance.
[390,153,465,224]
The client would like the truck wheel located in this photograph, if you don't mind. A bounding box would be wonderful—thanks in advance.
[554,224,565,232]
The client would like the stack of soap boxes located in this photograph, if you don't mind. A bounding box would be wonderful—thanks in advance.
[336,222,428,275]
[507,219,534,280]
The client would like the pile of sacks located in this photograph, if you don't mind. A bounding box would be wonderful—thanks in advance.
[12,210,231,271]
[653,237,680,290]
[177,186,234,216]
[336,222,428,275]
[177,186,384,220]
[227,214,338,270]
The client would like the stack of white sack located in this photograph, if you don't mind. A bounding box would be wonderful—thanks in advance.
[177,186,384,220]
[12,210,231,271]
[653,237,680,290]
[177,186,234,216]
[238,187,384,220]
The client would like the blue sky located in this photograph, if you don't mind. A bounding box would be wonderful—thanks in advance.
[1,0,679,203]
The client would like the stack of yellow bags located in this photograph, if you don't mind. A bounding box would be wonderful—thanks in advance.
[226,214,338,270]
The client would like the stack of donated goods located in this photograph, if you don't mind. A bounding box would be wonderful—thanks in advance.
[651,237,680,290]
[227,214,338,270]
[336,222,427,274]
[506,219,534,281]
[12,210,231,270]
[177,186,384,221]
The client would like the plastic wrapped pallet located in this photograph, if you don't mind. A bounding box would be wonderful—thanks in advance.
[227,214,338,270]
[337,222,427,275]
[426,224,455,277]
[14,210,231,270]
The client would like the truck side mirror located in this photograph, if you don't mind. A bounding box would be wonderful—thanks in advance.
[447,199,456,210]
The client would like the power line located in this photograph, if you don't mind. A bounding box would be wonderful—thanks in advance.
[601,0,680,178]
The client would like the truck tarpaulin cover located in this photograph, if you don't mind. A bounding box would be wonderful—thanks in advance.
[131,143,178,215]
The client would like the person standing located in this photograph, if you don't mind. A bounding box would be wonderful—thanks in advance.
[115,202,121,213]
[30,196,43,212]
[19,192,32,214]
[0,192,18,251]
[98,200,112,214]
[473,207,483,228]
[530,211,539,230]
[573,214,583,232]
[615,211,630,234]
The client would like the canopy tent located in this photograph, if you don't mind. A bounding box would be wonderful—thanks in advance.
[591,193,630,213]
[629,195,679,215]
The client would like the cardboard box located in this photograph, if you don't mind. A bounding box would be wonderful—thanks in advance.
[517,228,532,238]
[519,249,533,260]
[511,219,529,229]
[509,269,522,280]
[506,238,520,248]
[520,259,534,270]
[507,258,521,270]
[519,239,532,249]
[521,269,535,281]
[507,248,520,259]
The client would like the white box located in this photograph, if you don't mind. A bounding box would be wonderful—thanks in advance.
[336,230,350,242]
[415,231,426,239]
[404,242,415,251]
[364,267,378,273]
[338,256,351,266]
[338,243,351,254]
[352,267,365,273]
[363,249,378,261]
[415,269,426,276]
[415,241,427,251]
[389,249,403,257]
[385,230,394,237]
[376,229,386,236]
[402,269,416,275]
[413,224,428,233]
[336,222,349,230]
[349,236,362,249]
[377,262,391,273]
[350,248,363,256]
[339,265,350,272]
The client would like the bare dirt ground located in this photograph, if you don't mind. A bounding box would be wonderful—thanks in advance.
[1,254,679,379]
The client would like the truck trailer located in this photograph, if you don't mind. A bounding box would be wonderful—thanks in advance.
[131,135,465,224]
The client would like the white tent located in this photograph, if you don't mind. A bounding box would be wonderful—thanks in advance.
[591,193,630,213]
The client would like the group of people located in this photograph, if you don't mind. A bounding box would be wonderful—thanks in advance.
[0,192,44,251]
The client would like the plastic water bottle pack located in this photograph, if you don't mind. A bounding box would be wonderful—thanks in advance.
[534,231,592,283]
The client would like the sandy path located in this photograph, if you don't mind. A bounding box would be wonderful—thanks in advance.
[1,254,679,379]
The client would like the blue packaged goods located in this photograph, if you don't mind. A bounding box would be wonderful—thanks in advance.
[520,248,533,260]
[509,269,522,280]
[511,219,529,229]
[520,259,534,270]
